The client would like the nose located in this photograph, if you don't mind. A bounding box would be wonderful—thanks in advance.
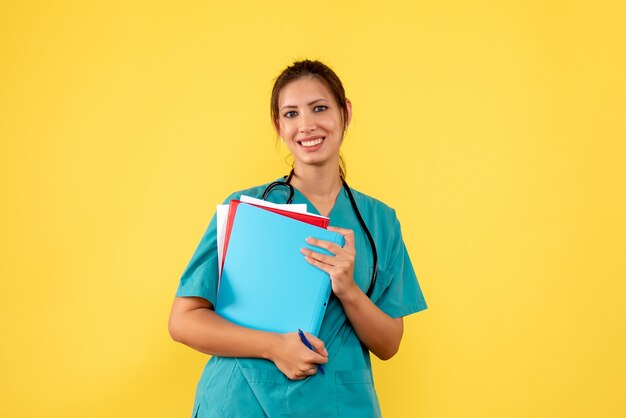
[298,112,317,133]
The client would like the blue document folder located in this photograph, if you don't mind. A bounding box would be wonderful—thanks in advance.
[215,203,344,336]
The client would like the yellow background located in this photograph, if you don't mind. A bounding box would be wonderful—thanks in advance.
[1,1,625,417]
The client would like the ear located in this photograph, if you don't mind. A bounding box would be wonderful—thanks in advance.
[345,99,353,129]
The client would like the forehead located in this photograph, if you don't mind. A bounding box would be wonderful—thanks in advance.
[278,76,334,106]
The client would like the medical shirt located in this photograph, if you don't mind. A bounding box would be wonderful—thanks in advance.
[176,180,427,417]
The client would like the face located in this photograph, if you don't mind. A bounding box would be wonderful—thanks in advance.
[276,76,351,170]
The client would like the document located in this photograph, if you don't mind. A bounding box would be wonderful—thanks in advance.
[215,202,343,336]
[220,200,329,273]
[217,195,308,275]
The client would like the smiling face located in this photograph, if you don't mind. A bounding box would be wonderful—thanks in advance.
[276,76,351,171]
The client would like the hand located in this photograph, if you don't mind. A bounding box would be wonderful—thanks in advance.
[301,226,359,300]
[269,332,328,380]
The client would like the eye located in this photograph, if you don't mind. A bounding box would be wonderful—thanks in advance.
[283,110,298,118]
[314,105,328,112]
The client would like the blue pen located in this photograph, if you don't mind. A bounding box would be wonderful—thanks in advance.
[297,329,326,375]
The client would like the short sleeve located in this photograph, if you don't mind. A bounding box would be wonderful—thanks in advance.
[176,193,239,305]
[375,216,428,318]
[175,213,220,305]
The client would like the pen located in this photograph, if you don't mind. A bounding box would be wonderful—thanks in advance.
[297,329,325,375]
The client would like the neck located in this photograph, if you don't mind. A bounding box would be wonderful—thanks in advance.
[290,164,343,201]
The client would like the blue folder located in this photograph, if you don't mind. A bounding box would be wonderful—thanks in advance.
[216,203,344,336]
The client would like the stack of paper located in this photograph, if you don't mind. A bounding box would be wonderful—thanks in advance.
[214,196,344,336]
[215,195,309,275]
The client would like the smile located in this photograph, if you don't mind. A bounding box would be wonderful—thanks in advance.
[297,136,325,148]
[301,138,324,147]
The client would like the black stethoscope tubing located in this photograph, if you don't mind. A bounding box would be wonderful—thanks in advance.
[262,170,378,298]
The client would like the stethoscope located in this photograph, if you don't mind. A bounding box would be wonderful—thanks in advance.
[262,169,378,298]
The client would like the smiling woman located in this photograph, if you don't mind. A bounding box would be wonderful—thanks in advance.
[270,60,351,182]
[168,60,427,417]
[274,77,349,188]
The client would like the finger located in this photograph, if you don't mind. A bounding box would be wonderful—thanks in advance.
[299,365,318,376]
[326,227,355,251]
[304,237,344,255]
[315,355,329,365]
[300,248,342,267]
[291,369,314,380]
[302,351,328,366]
[304,333,329,357]
[303,254,333,274]
[327,226,352,235]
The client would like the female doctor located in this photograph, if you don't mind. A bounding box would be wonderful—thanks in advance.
[169,60,427,417]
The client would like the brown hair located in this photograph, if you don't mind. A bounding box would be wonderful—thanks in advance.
[270,60,349,178]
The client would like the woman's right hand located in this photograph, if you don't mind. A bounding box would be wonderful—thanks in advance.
[170,297,329,379]
[269,332,328,380]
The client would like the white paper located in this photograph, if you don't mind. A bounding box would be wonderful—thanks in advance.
[216,204,230,277]
[240,195,308,213]
[240,195,328,220]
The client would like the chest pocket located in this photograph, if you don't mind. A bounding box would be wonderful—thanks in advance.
[352,222,394,303]
[354,263,394,306]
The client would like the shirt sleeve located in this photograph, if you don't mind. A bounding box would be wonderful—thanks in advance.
[375,213,428,318]
[175,193,238,305]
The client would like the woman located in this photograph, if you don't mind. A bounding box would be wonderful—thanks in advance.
[169,60,427,417]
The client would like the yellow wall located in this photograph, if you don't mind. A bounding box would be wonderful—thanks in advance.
[1,1,625,417]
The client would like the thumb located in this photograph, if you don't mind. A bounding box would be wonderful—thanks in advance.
[304,332,328,357]
[327,226,354,250]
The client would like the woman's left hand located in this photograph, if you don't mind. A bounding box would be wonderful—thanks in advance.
[301,226,359,300]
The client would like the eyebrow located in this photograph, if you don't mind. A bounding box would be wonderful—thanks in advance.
[280,99,329,111]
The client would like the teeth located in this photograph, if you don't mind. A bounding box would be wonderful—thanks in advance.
[301,138,324,147]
